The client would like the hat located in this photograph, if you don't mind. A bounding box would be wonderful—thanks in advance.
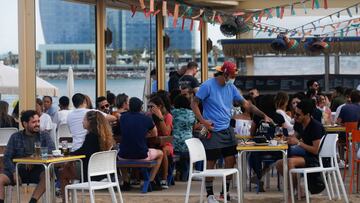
[215,61,238,75]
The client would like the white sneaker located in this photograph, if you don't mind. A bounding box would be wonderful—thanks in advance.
[338,160,346,169]
[160,180,169,189]
[207,195,219,203]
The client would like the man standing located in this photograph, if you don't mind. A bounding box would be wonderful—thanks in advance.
[178,61,200,95]
[168,65,187,92]
[42,96,58,121]
[191,61,271,202]
[0,110,56,203]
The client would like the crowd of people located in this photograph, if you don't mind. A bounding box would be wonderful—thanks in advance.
[0,61,359,203]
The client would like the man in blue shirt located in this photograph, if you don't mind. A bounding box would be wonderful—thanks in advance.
[0,110,55,203]
[191,61,271,202]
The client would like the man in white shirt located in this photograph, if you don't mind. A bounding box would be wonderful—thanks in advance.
[35,98,52,133]
[67,93,117,151]
[53,96,72,127]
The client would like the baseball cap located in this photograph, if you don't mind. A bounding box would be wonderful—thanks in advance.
[215,61,238,75]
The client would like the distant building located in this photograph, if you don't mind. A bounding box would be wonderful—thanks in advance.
[39,0,194,51]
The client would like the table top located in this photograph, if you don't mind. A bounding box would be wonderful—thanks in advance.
[235,134,252,139]
[13,155,85,164]
[237,144,288,151]
[324,125,346,133]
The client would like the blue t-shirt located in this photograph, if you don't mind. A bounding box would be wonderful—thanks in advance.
[339,103,360,123]
[119,112,154,159]
[196,78,244,131]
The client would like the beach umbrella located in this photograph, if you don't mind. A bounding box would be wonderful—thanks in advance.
[0,62,59,96]
[66,67,74,99]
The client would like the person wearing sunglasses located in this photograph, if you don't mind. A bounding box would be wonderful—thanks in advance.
[96,96,110,114]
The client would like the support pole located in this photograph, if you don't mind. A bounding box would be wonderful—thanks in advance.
[334,54,340,74]
[200,22,208,82]
[18,0,36,113]
[324,54,330,92]
[156,15,165,90]
[95,0,106,97]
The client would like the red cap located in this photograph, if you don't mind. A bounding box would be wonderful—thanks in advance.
[215,61,238,75]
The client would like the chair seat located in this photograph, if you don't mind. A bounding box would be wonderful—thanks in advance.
[191,168,238,178]
[66,181,118,190]
[290,166,336,174]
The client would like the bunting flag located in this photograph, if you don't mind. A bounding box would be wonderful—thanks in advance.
[211,11,216,23]
[301,0,307,14]
[190,19,194,31]
[192,9,204,19]
[198,18,203,31]
[276,6,280,18]
[216,15,223,24]
[164,15,169,28]
[244,14,253,22]
[173,3,179,28]
[149,0,154,13]
[139,0,145,10]
[233,12,245,16]
[324,0,328,9]
[280,7,285,19]
[347,8,353,17]
[356,4,359,14]
[162,1,167,16]
[258,10,264,22]
[291,5,296,16]
[181,16,186,31]
[153,9,161,16]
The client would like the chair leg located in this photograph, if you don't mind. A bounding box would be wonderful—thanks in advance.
[65,188,69,203]
[332,171,340,200]
[296,174,301,201]
[326,172,334,198]
[289,171,295,203]
[200,177,205,203]
[357,162,359,193]
[223,176,227,203]
[322,172,332,200]
[116,184,124,203]
[72,189,78,203]
[109,187,117,203]
[89,189,95,203]
[184,175,192,203]
[350,150,355,195]
[303,173,310,203]
[4,186,12,203]
[236,171,240,203]
[336,168,349,203]
[141,168,150,193]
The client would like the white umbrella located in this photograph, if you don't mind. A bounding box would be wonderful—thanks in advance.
[0,62,59,96]
[66,67,74,99]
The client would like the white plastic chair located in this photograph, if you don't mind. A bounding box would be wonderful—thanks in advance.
[289,134,349,203]
[65,150,123,203]
[57,123,72,145]
[184,138,240,203]
[0,128,18,157]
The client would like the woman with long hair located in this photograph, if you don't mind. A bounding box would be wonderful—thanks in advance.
[60,111,115,200]
[0,100,17,128]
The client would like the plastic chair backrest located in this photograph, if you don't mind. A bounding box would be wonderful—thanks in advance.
[345,122,358,134]
[88,150,117,178]
[319,133,338,158]
[0,128,18,146]
[185,138,207,169]
[57,124,72,138]
[351,129,360,143]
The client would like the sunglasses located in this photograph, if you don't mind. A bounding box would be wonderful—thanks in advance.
[294,112,302,117]
[100,104,109,109]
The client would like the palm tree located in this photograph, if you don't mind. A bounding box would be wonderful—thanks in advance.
[172,49,180,69]
[55,54,64,71]
[212,45,220,66]
[7,51,15,66]
[85,50,95,71]
[70,50,79,70]
[190,49,196,62]
[110,49,118,72]
[132,52,142,68]
[35,51,42,71]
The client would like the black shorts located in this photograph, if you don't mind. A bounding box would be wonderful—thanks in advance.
[205,145,237,161]
[4,165,44,185]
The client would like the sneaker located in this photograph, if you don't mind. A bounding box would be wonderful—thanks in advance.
[338,160,346,169]
[160,180,169,189]
[150,181,162,191]
[207,195,219,203]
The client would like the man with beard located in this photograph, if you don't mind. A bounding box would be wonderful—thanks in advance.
[0,110,56,203]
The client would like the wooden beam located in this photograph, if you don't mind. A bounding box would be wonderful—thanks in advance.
[96,0,106,97]
[18,0,36,114]
[200,22,208,83]
[156,15,165,91]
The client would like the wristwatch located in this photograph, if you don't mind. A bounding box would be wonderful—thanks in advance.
[297,141,301,146]
[159,117,164,122]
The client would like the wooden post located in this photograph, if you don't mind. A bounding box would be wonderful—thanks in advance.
[156,15,165,90]
[18,0,36,113]
[95,0,106,97]
[324,54,330,92]
[200,22,208,82]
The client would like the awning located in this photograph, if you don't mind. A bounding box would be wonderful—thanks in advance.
[221,37,360,57]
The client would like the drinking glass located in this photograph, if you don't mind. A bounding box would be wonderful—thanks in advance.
[61,141,69,156]
[40,147,48,158]
[34,142,41,157]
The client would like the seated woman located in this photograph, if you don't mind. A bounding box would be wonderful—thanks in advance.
[316,94,332,125]
[276,99,324,197]
[59,110,115,200]
[232,95,255,137]
[172,95,196,181]
[147,96,173,189]
[0,100,17,128]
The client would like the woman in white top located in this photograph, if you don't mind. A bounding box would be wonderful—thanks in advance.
[275,92,294,135]
[232,96,255,136]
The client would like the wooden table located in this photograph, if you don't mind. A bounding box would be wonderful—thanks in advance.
[13,155,85,203]
[237,144,288,203]
[324,125,346,133]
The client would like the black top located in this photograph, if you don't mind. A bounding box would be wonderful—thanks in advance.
[312,108,322,123]
[294,118,324,157]
[178,75,200,90]
[168,71,182,92]
[71,132,100,181]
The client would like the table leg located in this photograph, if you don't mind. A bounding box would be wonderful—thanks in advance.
[282,150,288,203]
[43,164,50,203]
[16,163,20,203]
[238,151,245,203]
[79,159,84,203]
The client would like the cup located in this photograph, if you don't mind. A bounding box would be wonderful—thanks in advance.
[52,150,61,156]
[40,147,48,158]
[34,142,41,157]
[61,141,69,156]
[269,139,278,146]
